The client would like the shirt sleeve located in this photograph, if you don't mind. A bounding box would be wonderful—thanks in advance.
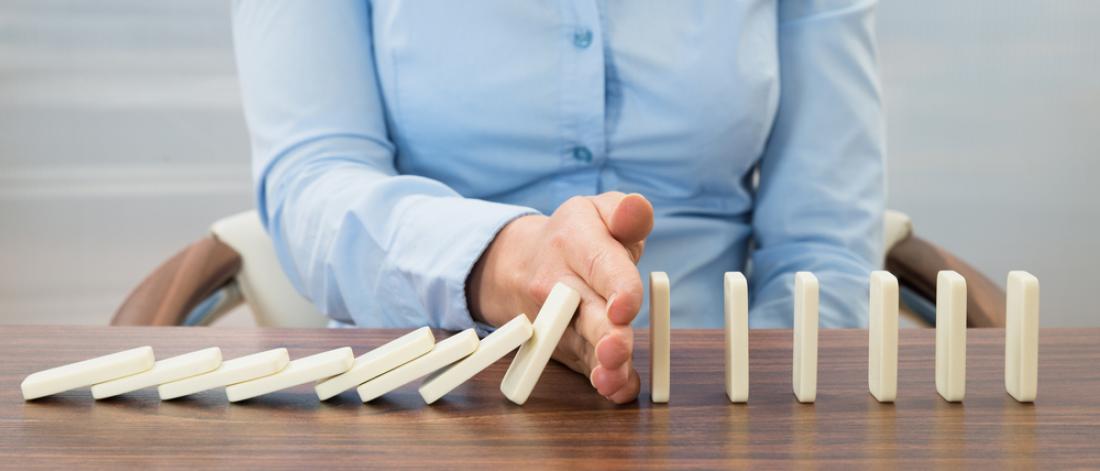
[231,0,537,329]
[748,0,886,328]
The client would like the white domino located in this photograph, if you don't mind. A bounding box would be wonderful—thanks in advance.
[21,346,155,400]
[650,272,671,403]
[91,347,222,400]
[500,282,581,405]
[868,271,899,403]
[158,348,289,400]
[793,272,818,403]
[316,327,435,401]
[1005,271,1039,403]
[358,329,479,403]
[419,315,533,404]
[935,270,967,402]
[724,272,748,403]
[227,347,354,402]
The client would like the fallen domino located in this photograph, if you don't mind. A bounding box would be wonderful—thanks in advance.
[500,282,581,405]
[227,347,354,402]
[419,315,533,404]
[358,329,479,403]
[793,272,818,403]
[650,272,671,403]
[22,346,155,400]
[92,347,222,400]
[316,327,435,401]
[159,348,289,400]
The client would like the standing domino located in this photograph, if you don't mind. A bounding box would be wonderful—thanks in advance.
[158,348,289,400]
[358,329,479,403]
[92,347,222,400]
[650,272,671,403]
[793,272,818,403]
[935,270,967,402]
[724,272,748,403]
[419,315,533,404]
[316,327,435,401]
[226,347,354,402]
[22,346,155,400]
[868,271,899,403]
[1005,271,1039,402]
[501,282,581,405]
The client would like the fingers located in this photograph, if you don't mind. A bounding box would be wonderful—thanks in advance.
[605,367,640,404]
[555,199,644,325]
[553,328,594,375]
[570,290,634,369]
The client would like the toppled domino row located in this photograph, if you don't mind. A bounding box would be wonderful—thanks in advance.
[647,269,1040,406]
[22,269,1039,406]
[21,283,584,404]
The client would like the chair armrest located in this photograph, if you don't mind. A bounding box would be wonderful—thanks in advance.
[111,236,242,326]
[885,235,1005,327]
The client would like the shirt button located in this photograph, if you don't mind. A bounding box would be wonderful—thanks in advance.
[572,27,593,49]
[572,146,593,163]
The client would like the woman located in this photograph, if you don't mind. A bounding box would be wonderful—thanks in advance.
[232,0,884,404]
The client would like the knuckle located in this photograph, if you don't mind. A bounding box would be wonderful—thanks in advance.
[525,276,552,304]
[559,196,587,214]
[585,247,612,283]
[548,229,570,251]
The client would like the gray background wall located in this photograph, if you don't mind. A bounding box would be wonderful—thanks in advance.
[1,1,1097,326]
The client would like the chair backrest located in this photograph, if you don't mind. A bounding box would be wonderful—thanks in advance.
[210,211,327,327]
[884,209,913,255]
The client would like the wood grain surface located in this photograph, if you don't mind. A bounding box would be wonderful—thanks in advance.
[2,326,1098,469]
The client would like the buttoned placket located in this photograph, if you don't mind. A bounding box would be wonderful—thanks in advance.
[558,0,607,198]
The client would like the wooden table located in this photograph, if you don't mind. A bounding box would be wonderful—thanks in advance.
[2,326,1098,468]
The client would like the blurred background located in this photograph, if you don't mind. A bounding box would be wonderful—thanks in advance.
[1,1,1097,327]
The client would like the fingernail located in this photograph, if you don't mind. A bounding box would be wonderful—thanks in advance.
[589,368,598,388]
[605,294,617,318]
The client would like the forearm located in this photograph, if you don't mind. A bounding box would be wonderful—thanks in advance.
[749,0,885,327]
[261,136,536,328]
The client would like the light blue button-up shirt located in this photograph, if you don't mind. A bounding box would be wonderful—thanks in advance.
[232,0,885,330]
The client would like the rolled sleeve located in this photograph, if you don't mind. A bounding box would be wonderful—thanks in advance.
[234,0,537,329]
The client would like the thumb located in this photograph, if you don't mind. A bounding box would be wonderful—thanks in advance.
[589,192,654,245]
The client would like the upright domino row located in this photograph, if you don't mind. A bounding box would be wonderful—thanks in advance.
[22,283,583,405]
[648,269,1040,405]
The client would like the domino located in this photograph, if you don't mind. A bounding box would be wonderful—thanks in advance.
[935,270,967,402]
[792,272,818,403]
[500,282,581,405]
[227,347,354,402]
[868,271,899,403]
[724,272,748,403]
[22,346,155,400]
[1005,271,1039,402]
[91,347,222,400]
[315,327,435,401]
[158,348,289,400]
[358,329,479,403]
[650,272,671,403]
[419,315,533,404]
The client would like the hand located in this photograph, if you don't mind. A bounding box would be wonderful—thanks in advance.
[467,192,654,403]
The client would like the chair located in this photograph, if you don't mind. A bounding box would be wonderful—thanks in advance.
[110,209,1005,328]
